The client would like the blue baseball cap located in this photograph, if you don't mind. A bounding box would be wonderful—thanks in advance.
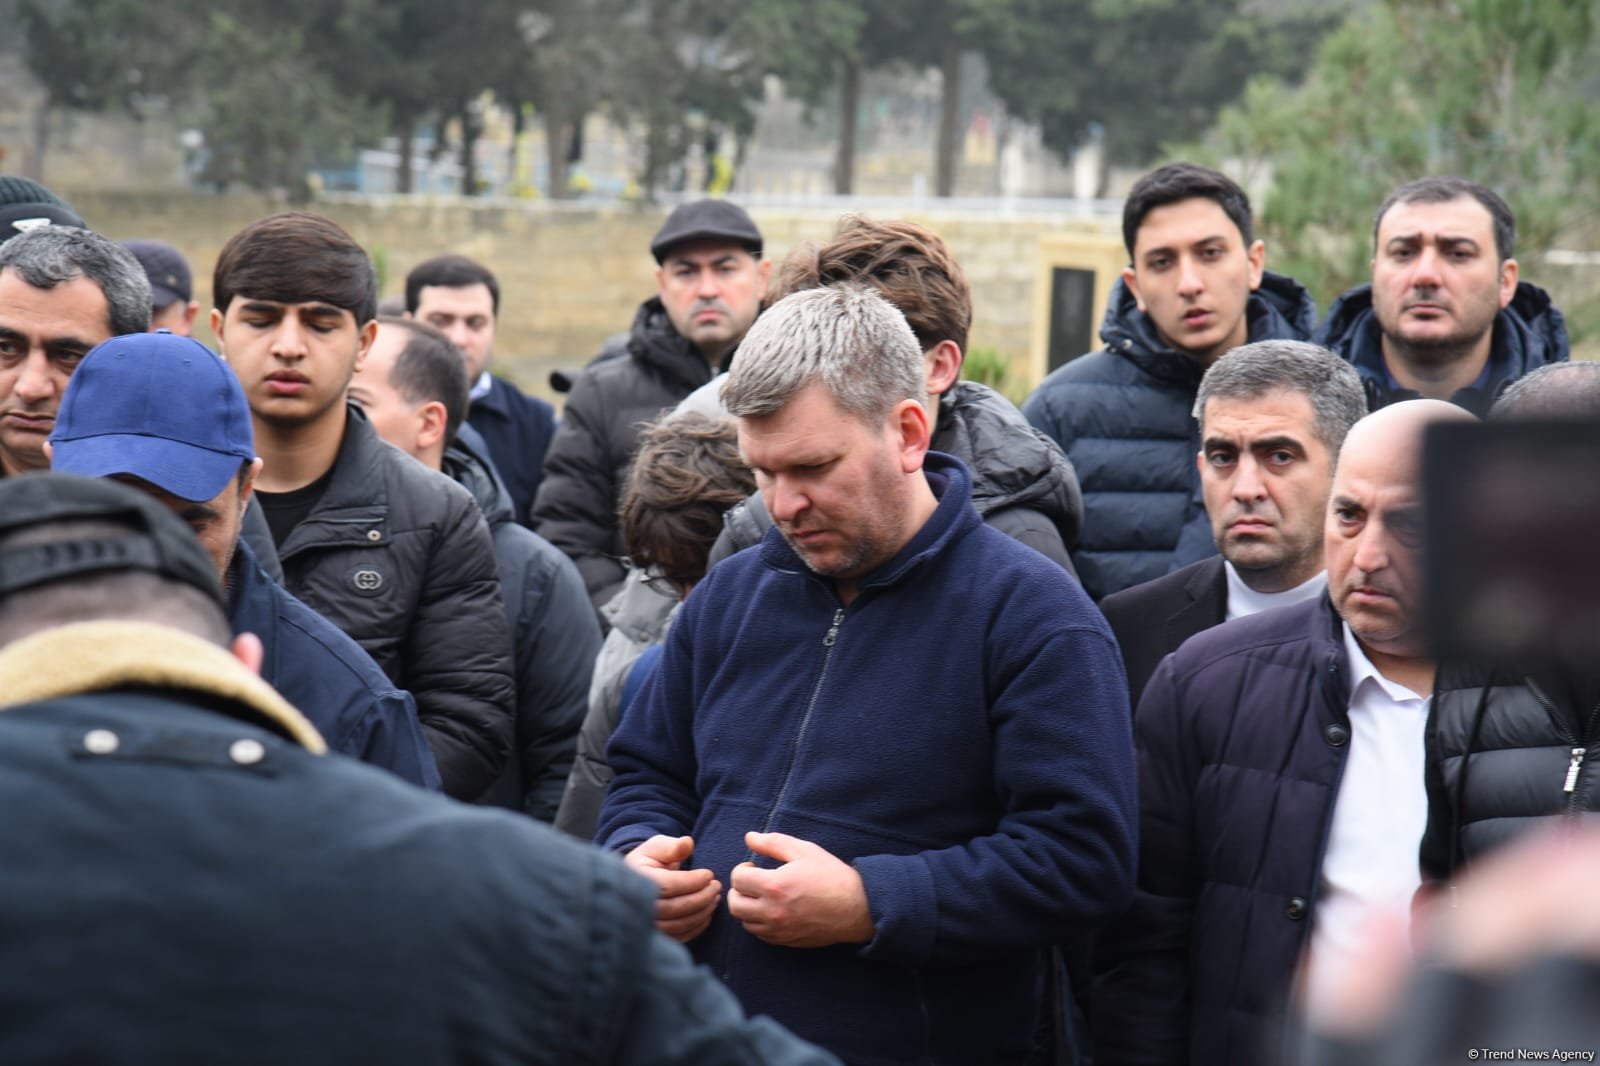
[50,331,256,503]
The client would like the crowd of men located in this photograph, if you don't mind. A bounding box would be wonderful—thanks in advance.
[0,163,1591,1064]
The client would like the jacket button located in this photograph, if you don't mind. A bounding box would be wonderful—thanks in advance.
[1325,724,1349,747]
[83,729,120,755]
[1286,897,1308,920]
[229,738,266,766]
[366,529,381,542]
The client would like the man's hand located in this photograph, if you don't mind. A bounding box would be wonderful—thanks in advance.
[728,831,875,948]
[624,835,722,942]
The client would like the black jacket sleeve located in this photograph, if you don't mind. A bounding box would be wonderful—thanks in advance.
[408,495,516,799]
[531,374,628,614]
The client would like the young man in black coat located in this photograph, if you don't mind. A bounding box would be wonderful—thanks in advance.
[212,212,514,799]
[1023,162,1318,599]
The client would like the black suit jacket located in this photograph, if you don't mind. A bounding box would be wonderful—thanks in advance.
[1098,555,1227,711]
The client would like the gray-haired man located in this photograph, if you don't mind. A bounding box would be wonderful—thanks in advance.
[596,285,1136,1064]
[1100,340,1367,706]
[0,226,149,478]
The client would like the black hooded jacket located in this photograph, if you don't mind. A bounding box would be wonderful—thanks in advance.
[531,297,727,615]
[1421,661,1600,882]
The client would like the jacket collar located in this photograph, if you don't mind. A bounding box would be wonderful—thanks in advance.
[0,620,326,751]
[627,296,728,390]
[933,381,1081,541]
[276,404,391,559]
[442,434,514,529]
[469,373,509,416]
[1320,281,1570,413]
[759,451,981,599]
[1098,270,1318,386]
[225,537,277,654]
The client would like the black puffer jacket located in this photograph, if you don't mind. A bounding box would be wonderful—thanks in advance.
[277,405,514,800]
[445,433,601,822]
[709,381,1083,573]
[1420,662,1600,881]
[1317,280,1569,414]
[532,297,727,614]
[1022,272,1317,600]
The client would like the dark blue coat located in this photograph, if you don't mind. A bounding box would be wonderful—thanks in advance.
[227,538,440,790]
[0,684,836,1065]
[1316,280,1569,413]
[1022,272,1317,601]
[1094,595,1352,1066]
[600,453,1136,1065]
[468,374,557,528]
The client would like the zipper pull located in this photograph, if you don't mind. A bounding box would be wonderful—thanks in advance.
[822,608,844,647]
[1564,747,1587,794]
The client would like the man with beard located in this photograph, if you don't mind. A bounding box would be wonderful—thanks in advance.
[0,226,149,479]
[700,215,1083,576]
[1318,176,1568,414]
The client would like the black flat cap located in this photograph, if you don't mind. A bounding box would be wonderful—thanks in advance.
[649,200,763,264]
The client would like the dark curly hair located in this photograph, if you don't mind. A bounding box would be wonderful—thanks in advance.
[619,413,755,591]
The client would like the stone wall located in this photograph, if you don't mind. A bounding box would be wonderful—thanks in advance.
[61,189,1120,404]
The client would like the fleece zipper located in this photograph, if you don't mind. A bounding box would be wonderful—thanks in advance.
[757,607,845,841]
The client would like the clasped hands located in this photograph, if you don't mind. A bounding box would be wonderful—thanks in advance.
[623,830,874,947]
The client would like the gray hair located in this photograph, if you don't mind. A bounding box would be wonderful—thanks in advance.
[0,226,151,337]
[721,285,924,422]
[1194,340,1368,459]
[1492,362,1600,419]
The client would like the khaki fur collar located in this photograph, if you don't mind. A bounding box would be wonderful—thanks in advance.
[0,621,327,753]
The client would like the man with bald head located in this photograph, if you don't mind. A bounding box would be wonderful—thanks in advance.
[1093,400,1473,1066]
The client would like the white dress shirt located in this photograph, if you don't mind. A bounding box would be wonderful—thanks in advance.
[1300,622,1430,1019]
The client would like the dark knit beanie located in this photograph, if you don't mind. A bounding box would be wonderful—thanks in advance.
[0,176,86,239]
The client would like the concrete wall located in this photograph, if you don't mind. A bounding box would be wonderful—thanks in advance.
[61,189,1120,404]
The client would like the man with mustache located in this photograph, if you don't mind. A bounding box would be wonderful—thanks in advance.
[532,200,770,615]
[0,226,149,479]
[1099,340,1366,708]
[1093,398,1472,1066]
[1318,176,1568,414]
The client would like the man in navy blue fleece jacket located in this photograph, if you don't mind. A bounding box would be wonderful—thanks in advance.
[598,285,1137,1066]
